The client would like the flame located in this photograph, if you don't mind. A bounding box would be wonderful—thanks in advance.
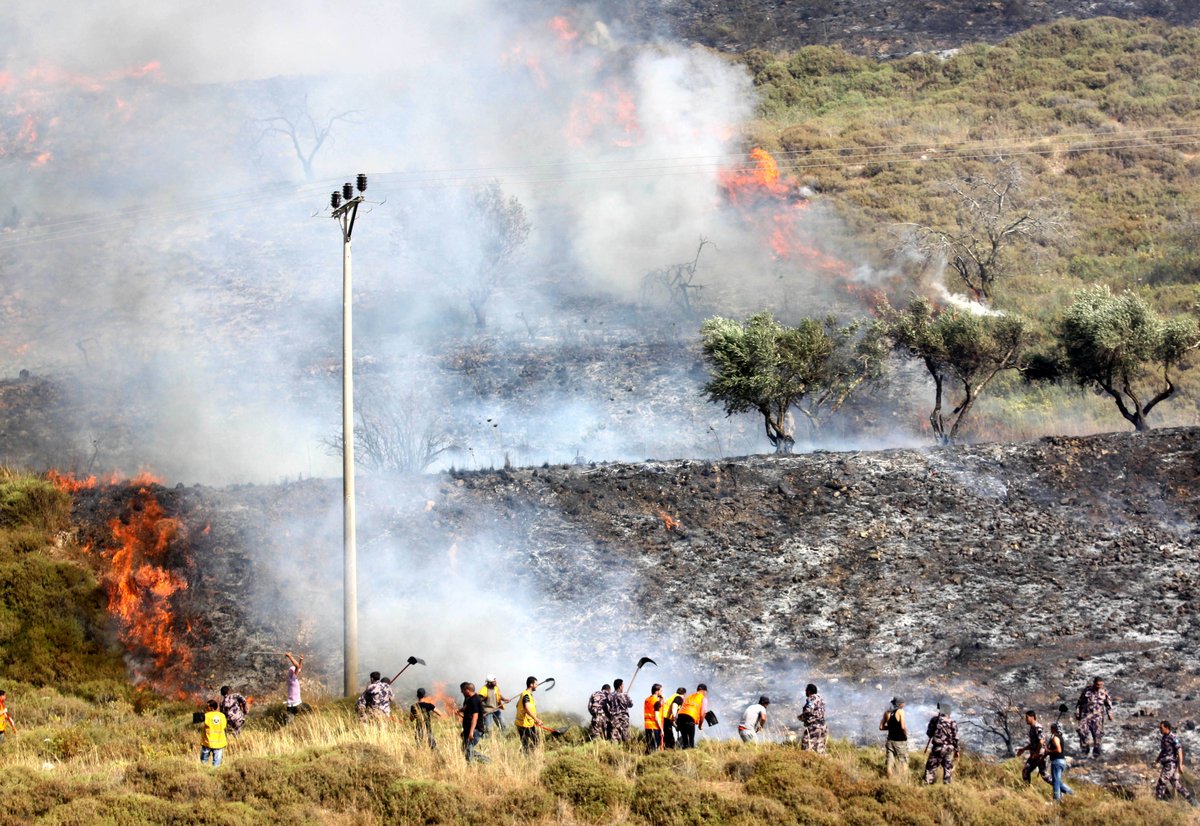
[548,16,579,44]
[91,481,194,694]
[47,469,160,493]
[657,510,680,531]
[428,682,462,719]
[566,81,642,148]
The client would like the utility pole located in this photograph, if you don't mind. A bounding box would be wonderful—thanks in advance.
[331,173,368,698]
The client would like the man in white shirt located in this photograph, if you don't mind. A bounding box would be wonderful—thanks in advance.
[738,696,770,743]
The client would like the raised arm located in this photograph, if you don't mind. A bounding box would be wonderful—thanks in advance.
[286,652,304,673]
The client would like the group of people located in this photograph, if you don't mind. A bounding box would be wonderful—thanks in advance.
[190,658,1196,808]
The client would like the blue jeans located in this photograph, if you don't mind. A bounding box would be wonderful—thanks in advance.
[200,746,224,767]
[463,729,487,763]
[1050,758,1072,800]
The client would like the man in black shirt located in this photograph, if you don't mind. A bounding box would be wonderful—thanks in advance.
[410,687,442,750]
[460,682,488,763]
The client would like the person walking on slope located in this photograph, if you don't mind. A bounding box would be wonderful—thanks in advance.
[1155,720,1197,805]
[219,685,248,739]
[410,688,442,750]
[0,690,17,744]
[460,682,488,763]
[607,678,634,743]
[514,676,546,755]
[1016,710,1051,786]
[479,675,511,734]
[739,696,770,744]
[588,683,611,741]
[1075,676,1114,758]
[1046,722,1074,802]
[799,683,827,754]
[643,684,665,753]
[662,687,685,750]
[880,697,908,779]
[284,652,304,720]
[200,699,227,767]
[923,703,960,785]
[675,685,708,750]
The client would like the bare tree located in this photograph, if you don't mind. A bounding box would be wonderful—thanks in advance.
[642,238,711,318]
[257,94,358,182]
[327,381,453,475]
[962,690,1022,757]
[900,162,1063,303]
[462,182,532,328]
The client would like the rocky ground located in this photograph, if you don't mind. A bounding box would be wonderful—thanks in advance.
[61,425,1200,793]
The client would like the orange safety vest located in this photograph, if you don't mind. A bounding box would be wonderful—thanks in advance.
[679,691,705,724]
[643,695,662,730]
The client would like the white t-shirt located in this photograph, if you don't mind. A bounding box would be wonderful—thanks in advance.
[740,703,767,731]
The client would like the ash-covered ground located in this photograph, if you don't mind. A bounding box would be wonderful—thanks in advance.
[67,425,1199,791]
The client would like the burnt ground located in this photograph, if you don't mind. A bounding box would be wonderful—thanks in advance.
[581,0,1200,56]
[62,425,1200,791]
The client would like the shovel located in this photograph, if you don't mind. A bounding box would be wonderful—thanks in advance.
[539,677,556,692]
[1054,703,1070,724]
[535,721,569,739]
[388,655,426,685]
[627,656,657,696]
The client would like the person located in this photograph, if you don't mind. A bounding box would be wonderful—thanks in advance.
[923,703,960,785]
[410,687,442,750]
[739,696,769,744]
[1155,720,1196,804]
[1046,722,1074,802]
[200,699,227,767]
[1074,676,1113,758]
[0,690,16,744]
[587,684,611,741]
[1016,710,1051,786]
[799,683,827,754]
[478,675,511,734]
[607,678,633,743]
[460,682,487,763]
[643,684,665,753]
[662,687,685,750]
[675,684,708,750]
[284,652,304,719]
[879,697,907,779]
[513,676,545,755]
[219,685,248,739]
[356,671,395,720]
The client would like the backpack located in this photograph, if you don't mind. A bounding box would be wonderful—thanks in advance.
[926,717,939,739]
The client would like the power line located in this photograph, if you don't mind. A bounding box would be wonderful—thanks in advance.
[0,127,1197,252]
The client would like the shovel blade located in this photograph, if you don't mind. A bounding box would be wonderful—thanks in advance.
[407,656,426,666]
[540,677,556,691]
[636,657,657,668]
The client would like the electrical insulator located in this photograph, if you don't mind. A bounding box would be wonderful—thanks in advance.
[331,191,342,209]
[356,174,367,193]
[343,182,353,201]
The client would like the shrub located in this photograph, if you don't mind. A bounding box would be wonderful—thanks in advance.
[0,477,70,533]
[630,771,726,826]
[541,752,631,822]
[123,757,222,803]
[381,780,468,824]
[745,751,853,812]
[491,786,558,822]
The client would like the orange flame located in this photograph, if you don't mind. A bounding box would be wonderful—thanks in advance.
[548,16,579,44]
[92,481,194,694]
[657,510,680,531]
[428,681,462,719]
[566,81,642,148]
[47,469,161,493]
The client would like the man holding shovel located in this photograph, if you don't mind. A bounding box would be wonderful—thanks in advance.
[607,678,634,743]
[514,676,546,755]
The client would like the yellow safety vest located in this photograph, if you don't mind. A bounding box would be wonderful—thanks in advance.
[203,711,228,749]
[514,690,537,729]
[0,705,7,731]
[663,693,682,722]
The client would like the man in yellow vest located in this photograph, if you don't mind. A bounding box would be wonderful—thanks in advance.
[200,699,228,767]
[478,675,512,734]
[662,687,685,750]
[676,684,708,750]
[0,690,16,745]
[643,683,665,753]
[513,676,544,754]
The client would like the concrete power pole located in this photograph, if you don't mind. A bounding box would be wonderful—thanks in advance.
[330,174,368,698]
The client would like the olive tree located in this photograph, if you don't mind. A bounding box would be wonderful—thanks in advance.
[1059,285,1199,431]
[700,312,886,454]
[882,296,1029,444]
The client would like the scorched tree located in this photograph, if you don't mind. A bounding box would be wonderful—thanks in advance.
[700,312,886,454]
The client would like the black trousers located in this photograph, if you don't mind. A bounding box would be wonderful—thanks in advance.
[663,722,677,749]
[645,729,663,753]
[676,716,697,749]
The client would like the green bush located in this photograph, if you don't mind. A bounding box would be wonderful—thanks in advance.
[541,751,631,822]
[0,477,70,533]
[381,780,468,824]
[123,756,222,803]
[491,785,558,822]
[630,770,726,826]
